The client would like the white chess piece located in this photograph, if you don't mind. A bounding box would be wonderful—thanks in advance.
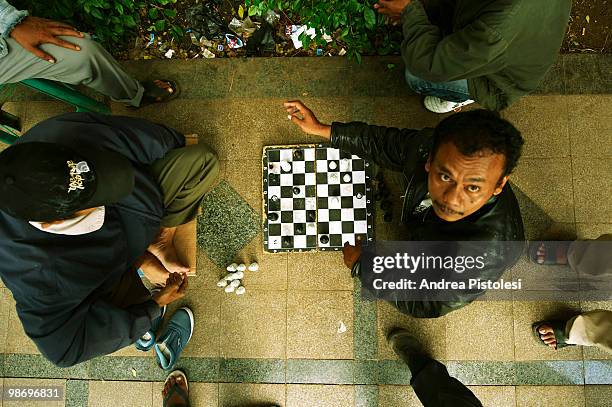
[340,158,350,171]
[329,161,337,170]
[226,263,238,272]
[217,279,229,288]
[236,286,246,295]
[329,172,338,180]
[234,271,245,279]
[343,173,351,183]
[224,285,236,293]
[247,262,259,272]
[224,273,237,281]
[230,279,241,288]
[280,160,292,172]
[236,264,247,272]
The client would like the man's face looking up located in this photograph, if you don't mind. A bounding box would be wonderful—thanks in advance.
[425,142,509,222]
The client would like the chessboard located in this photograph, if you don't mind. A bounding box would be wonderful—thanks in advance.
[262,145,374,253]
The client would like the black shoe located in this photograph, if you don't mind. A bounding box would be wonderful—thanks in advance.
[387,328,431,374]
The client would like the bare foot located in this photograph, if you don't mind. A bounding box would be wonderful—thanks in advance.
[162,374,188,405]
[537,324,558,349]
[535,242,569,265]
[148,227,190,274]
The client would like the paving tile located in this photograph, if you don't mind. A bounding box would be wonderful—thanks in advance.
[515,385,585,407]
[351,56,409,97]
[378,385,421,407]
[536,56,565,94]
[89,356,164,381]
[233,233,288,291]
[2,378,65,407]
[502,95,570,158]
[566,95,612,158]
[5,305,40,354]
[87,380,152,407]
[197,181,261,267]
[511,158,575,223]
[514,361,585,385]
[65,380,88,407]
[585,360,612,385]
[0,289,10,353]
[572,157,612,224]
[575,224,612,240]
[369,360,411,385]
[580,302,612,360]
[377,301,447,360]
[219,358,285,383]
[466,386,515,407]
[286,384,354,407]
[354,385,379,407]
[4,354,89,379]
[194,250,228,291]
[287,251,353,291]
[446,361,516,385]
[585,385,612,407]
[287,359,354,384]
[287,291,354,359]
[373,96,440,130]
[445,301,515,361]
[564,54,612,94]
[20,101,74,133]
[219,383,285,407]
[175,357,220,382]
[512,301,583,360]
[166,289,221,358]
[226,159,263,214]
[353,279,378,360]
[152,381,218,407]
[219,289,286,359]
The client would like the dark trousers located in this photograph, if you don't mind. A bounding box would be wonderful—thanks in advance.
[411,359,483,407]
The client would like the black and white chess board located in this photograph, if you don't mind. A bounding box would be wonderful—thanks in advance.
[262,145,374,252]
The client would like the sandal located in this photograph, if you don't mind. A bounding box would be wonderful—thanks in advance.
[532,320,574,350]
[162,369,189,407]
[528,241,571,265]
[140,79,180,106]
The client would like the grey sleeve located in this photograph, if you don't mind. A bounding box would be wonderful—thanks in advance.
[0,0,27,38]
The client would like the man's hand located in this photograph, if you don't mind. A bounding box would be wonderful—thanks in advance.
[284,100,332,139]
[152,273,188,307]
[10,16,83,63]
[374,0,412,18]
[342,237,363,269]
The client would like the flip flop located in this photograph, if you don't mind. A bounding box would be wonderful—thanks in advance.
[140,79,180,106]
[528,241,571,265]
[532,320,574,350]
[162,369,189,407]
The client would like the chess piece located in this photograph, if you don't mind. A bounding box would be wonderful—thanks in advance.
[271,195,279,202]
[234,271,244,279]
[306,211,316,222]
[342,173,351,183]
[236,286,246,295]
[226,263,238,272]
[295,224,305,234]
[225,272,239,281]
[237,264,247,272]
[230,279,241,288]
[247,262,259,272]
[340,158,350,171]
[217,279,229,288]
[331,196,340,205]
[329,161,337,170]
[282,236,292,246]
[356,192,363,199]
[383,212,393,222]
[224,285,236,293]
[293,149,303,160]
[268,212,279,222]
[320,235,330,244]
[292,186,300,195]
[280,160,292,172]
[329,172,338,181]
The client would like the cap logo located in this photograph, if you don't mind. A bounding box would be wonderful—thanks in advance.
[67,160,90,193]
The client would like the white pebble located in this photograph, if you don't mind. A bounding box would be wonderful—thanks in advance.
[217,279,228,288]
[343,173,351,183]
[247,262,259,272]
[226,263,238,272]
[225,272,239,281]
[236,286,246,295]
[234,271,244,279]
[237,264,247,272]
[230,279,241,288]
[224,285,236,293]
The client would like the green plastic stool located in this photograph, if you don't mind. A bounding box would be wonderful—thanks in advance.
[0,78,110,145]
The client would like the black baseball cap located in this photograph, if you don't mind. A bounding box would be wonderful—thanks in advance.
[0,142,134,221]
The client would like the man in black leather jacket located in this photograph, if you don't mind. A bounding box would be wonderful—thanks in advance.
[284,100,525,318]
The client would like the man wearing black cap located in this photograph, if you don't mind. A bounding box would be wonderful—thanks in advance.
[0,112,219,367]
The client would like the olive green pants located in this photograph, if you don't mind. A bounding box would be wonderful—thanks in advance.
[150,141,220,228]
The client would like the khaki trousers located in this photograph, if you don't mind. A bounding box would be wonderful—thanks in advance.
[566,310,612,353]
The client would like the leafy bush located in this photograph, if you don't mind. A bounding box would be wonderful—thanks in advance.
[13,0,183,46]
[245,0,401,62]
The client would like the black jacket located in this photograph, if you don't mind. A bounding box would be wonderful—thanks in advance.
[0,113,185,366]
[331,121,524,317]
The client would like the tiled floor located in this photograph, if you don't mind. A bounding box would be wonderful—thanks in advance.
[0,57,610,406]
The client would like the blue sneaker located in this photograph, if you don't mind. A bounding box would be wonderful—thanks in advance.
[135,291,166,352]
[154,307,194,370]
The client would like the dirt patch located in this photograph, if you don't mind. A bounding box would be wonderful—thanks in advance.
[561,0,611,53]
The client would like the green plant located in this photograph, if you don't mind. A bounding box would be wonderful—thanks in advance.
[245,0,401,61]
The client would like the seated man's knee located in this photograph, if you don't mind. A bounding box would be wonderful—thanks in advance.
[46,35,105,70]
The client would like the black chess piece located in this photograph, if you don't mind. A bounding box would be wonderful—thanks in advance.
[306,211,316,222]
[293,149,304,160]
[282,236,292,246]
[268,212,279,222]
[295,224,305,234]
[292,186,300,195]
[383,212,393,222]
[381,200,391,211]
[320,235,329,244]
